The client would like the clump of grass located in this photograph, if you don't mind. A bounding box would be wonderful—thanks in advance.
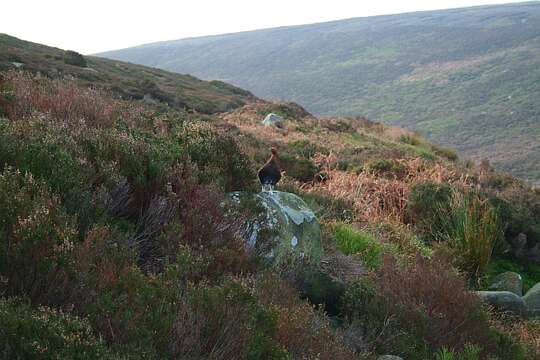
[434,344,482,360]
[408,183,502,281]
[332,223,384,269]
[442,192,503,282]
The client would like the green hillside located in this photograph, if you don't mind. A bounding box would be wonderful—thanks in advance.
[99,2,540,185]
[0,34,253,114]
[2,35,540,359]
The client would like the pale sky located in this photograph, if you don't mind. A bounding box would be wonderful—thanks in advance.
[1,0,532,54]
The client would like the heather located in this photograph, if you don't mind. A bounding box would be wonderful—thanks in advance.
[1,67,539,360]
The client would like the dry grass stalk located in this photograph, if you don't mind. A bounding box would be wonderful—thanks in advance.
[305,158,474,223]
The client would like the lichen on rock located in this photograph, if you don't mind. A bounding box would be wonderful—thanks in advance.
[226,190,323,266]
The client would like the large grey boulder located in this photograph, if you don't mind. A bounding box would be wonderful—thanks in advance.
[262,113,284,127]
[227,191,323,266]
[476,291,527,316]
[488,271,523,296]
[523,283,540,318]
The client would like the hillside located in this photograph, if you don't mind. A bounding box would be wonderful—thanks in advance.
[1,36,540,359]
[99,2,540,185]
[0,33,253,114]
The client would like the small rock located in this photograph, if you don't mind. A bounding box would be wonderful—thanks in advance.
[143,93,158,104]
[488,271,523,296]
[476,291,527,316]
[523,283,540,318]
[262,113,284,127]
[378,356,404,360]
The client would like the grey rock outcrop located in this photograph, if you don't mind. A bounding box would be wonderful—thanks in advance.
[523,283,540,318]
[476,291,527,316]
[488,271,523,296]
[227,191,323,266]
[262,113,284,127]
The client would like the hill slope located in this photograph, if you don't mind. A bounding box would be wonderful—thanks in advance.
[99,2,540,185]
[2,36,540,358]
[0,34,253,114]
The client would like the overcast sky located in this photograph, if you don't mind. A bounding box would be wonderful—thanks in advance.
[1,0,532,54]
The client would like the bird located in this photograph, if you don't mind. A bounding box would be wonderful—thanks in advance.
[258,147,282,191]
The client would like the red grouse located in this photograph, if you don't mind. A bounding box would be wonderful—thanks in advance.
[258,148,282,190]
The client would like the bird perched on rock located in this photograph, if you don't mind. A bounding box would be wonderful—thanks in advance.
[258,148,282,191]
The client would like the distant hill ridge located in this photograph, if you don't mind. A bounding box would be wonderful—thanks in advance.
[98,1,540,185]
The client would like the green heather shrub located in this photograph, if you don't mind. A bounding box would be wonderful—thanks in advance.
[295,267,345,316]
[279,153,318,183]
[172,281,287,360]
[255,273,355,359]
[0,297,114,359]
[0,167,77,303]
[367,158,406,176]
[63,50,87,67]
[333,223,384,270]
[407,181,454,242]
[0,72,254,195]
[373,253,501,359]
[257,102,310,120]
[340,254,529,359]
[399,136,436,160]
[431,144,458,161]
[399,135,457,161]
[287,139,328,159]
[0,117,93,213]
[81,266,179,356]
[489,196,540,246]
[173,122,256,191]
[158,163,254,277]
[340,279,395,353]
[400,134,421,146]
[137,79,176,105]
[0,71,138,127]
[209,80,253,97]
